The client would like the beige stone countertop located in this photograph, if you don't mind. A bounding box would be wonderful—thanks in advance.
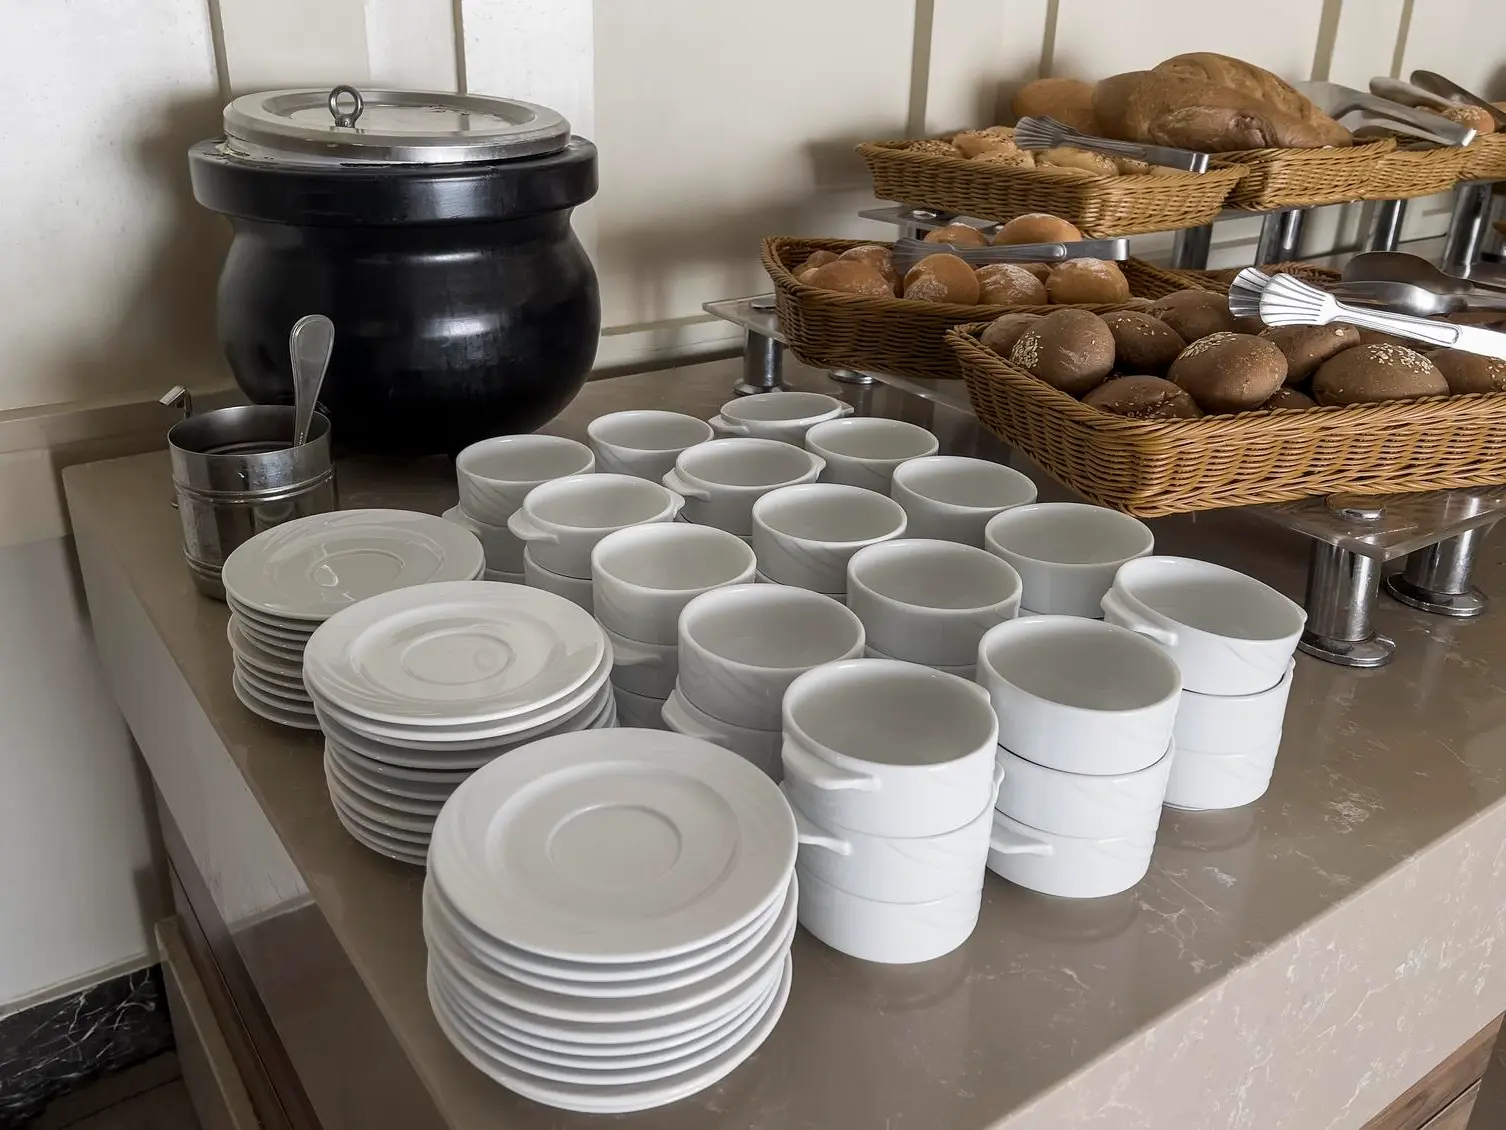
[65,357,1506,1129]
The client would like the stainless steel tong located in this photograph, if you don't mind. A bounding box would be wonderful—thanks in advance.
[1010,116,1209,172]
[889,233,1129,274]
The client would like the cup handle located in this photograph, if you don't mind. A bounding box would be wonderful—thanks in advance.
[709,415,748,436]
[506,509,558,545]
[835,403,856,418]
[989,823,1054,857]
[663,493,686,519]
[779,785,853,856]
[1100,589,1178,648]
[990,760,1007,807]
[662,468,711,501]
[805,452,827,476]
[611,636,664,669]
[660,694,719,741]
[781,739,879,793]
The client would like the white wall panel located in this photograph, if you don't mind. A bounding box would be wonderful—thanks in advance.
[214,0,371,93]
[365,0,459,90]
[1401,0,1506,99]
[1326,0,1408,87]
[924,0,1054,133]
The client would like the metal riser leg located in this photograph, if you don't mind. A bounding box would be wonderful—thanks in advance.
[736,329,787,396]
[1442,182,1493,277]
[1298,543,1396,667]
[1384,528,1490,618]
[1255,209,1307,264]
[1368,199,1408,252]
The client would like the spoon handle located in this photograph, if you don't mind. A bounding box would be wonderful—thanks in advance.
[289,315,335,448]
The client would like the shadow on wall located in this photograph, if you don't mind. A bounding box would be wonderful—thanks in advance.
[63,93,231,402]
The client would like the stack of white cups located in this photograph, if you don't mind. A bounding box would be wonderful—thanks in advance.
[751,484,907,596]
[507,473,684,614]
[781,659,1015,964]
[804,417,938,492]
[977,617,1182,899]
[709,391,853,441]
[1102,557,1305,811]
[589,523,756,733]
[664,438,825,543]
[889,456,1037,545]
[450,435,595,583]
[668,584,865,779]
[846,539,1022,678]
[985,503,1153,617]
[585,409,712,481]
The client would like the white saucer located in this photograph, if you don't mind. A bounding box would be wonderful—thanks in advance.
[232,672,319,730]
[234,661,310,706]
[429,730,795,964]
[223,509,485,622]
[232,653,304,692]
[323,738,478,790]
[325,755,445,818]
[226,617,306,670]
[331,805,428,866]
[229,607,314,646]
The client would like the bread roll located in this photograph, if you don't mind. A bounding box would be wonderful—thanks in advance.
[994,213,1083,245]
[1037,147,1120,177]
[1146,290,1239,342]
[1430,348,1506,394]
[1008,261,1052,282]
[1102,311,1186,374]
[1083,375,1203,419]
[798,250,840,274]
[1356,327,1412,349]
[1047,259,1131,305]
[903,253,981,304]
[1012,78,1098,134]
[839,245,900,293]
[952,131,1017,159]
[1263,387,1317,411]
[1009,308,1115,395]
[980,313,1042,356]
[1312,344,1447,405]
[1442,104,1496,135]
[910,138,963,158]
[1258,324,1361,383]
[1168,332,1288,412]
[972,148,1035,167]
[924,223,991,248]
[805,260,896,298]
[976,263,1049,305]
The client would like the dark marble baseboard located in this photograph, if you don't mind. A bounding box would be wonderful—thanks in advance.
[0,965,174,1129]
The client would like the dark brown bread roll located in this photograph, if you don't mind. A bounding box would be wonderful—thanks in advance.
[1102,311,1186,374]
[1009,308,1116,395]
[1430,349,1506,394]
[1146,290,1239,343]
[1258,324,1361,383]
[980,313,1042,356]
[903,253,981,304]
[976,263,1048,306]
[1356,327,1412,348]
[1046,259,1131,304]
[1168,332,1288,413]
[1083,376,1203,419]
[804,260,894,298]
[1263,387,1317,411]
[1312,344,1447,405]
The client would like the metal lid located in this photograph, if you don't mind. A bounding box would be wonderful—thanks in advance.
[222,85,571,165]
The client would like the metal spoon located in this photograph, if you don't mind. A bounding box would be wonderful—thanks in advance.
[1328,280,1506,316]
[1341,252,1506,297]
[289,315,335,448]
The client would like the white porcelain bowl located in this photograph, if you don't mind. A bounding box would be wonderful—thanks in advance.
[987,810,1155,899]
[592,523,756,646]
[442,505,526,574]
[612,685,669,730]
[1164,738,1280,811]
[995,742,1173,839]
[804,417,938,492]
[661,685,782,780]
[889,456,1037,545]
[984,503,1153,617]
[678,584,864,730]
[795,864,981,965]
[1103,556,1306,696]
[664,439,825,536]
[523,548,593,613]
[711,391,853,442]
[847,538,1021,665]
[455,435,595,526]
[751,484,907,593]
[587,410,715,481]
[862,645,974,680]
[1176,660,1294,755]
[781,659,998,839]
[604,626,679,700]
[508,473,683,580]
[976,617,1180,776]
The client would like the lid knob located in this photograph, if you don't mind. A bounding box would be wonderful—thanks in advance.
[327,85,364,129]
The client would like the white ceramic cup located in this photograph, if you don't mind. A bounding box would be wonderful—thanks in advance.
[847,539,1022,665]
[984,503,1153,617]
[1102,556,1306,696]
[795,864,981,965]
[995,741,1173,839]
[442,504,526,574]
[522,547,593,613]
[661,684,782,780]
[987,810,1155,899]
[678,584,865,729]
[711,391,853,442]
[751,484,907,593]
[483,569,526,584]
[455,434,595,526]
[613,685,668,730]
[786,785,999,903]
[507,473,683,579]
[1163,739,1280,811]
[889,456,1038,545]
[863,645,974,680]
[591,523,756,646]
[603,625,678,699]
[976,617,1181,776]
[1176,660,1295,755]
[586,410,715,481]
[664,438,826,536]
[781,659,998,838]
[804,418,939,492]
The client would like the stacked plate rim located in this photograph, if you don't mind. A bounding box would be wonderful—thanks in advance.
[423,729,797,1113]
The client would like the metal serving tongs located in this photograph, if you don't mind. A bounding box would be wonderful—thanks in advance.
[1410,70,1506,131]
[889,233,1129,274]
[1228,267,1506,360]
[1294,81,1476,146]
[1010,116,1209,172]
[1342,251,1506,297]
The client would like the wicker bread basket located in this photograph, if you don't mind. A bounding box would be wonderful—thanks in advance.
[1364,143,1471,199]
[855,137,1247,236]
[762,237,1218,381]
[1222,138,1396,209]
[1462,133,1506,181]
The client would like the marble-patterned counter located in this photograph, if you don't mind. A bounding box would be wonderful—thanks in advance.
[65,357,1506,1129]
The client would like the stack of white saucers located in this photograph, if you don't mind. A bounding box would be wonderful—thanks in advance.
[424,729,797,1113]
[302,581,614,864]
[222,510,486,729]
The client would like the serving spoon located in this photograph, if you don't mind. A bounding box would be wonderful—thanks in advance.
[289,314,335,448]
